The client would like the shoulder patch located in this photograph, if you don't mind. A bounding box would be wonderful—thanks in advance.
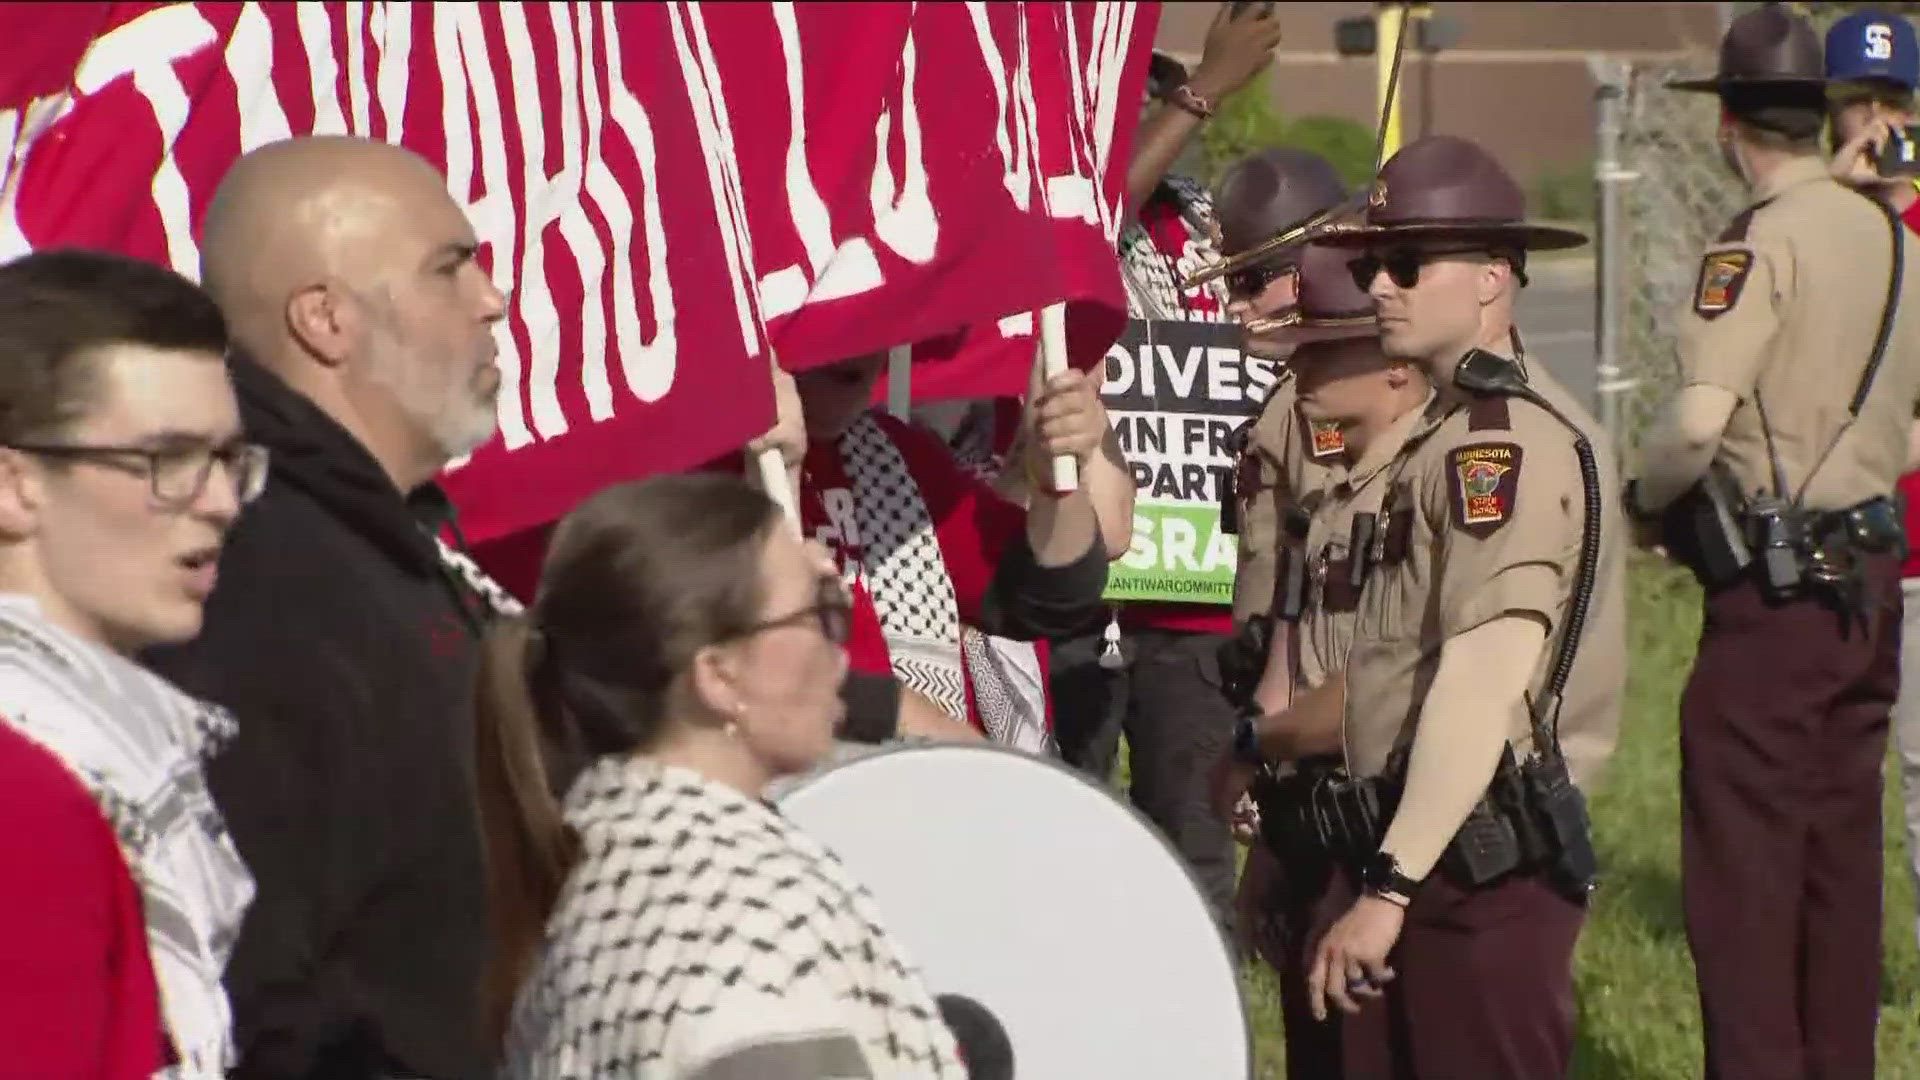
[1447,442,1522,538]
[1693,249,1752,318]
[1307,417,1345,458]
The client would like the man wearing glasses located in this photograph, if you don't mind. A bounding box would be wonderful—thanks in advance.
[145,136,510,1080]
[0,249,261,1073]
[1294,134,1622,1077]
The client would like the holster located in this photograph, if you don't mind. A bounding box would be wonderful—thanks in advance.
[1660,462,1753,591]
[1217,616,1274,709]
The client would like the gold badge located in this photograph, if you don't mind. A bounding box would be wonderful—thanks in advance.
[1693,249,1751,319]
[1368,180,1388,209]
[1448,443,1522,537]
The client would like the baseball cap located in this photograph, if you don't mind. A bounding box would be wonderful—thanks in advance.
[1826,10,1919,90]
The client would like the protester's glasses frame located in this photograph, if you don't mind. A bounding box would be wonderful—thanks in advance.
[730,574,854,646]
[2,438,270,510]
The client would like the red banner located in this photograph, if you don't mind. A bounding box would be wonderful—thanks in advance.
[0,2,1155,545]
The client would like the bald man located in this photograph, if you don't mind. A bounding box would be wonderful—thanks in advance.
[145,136,507,1079]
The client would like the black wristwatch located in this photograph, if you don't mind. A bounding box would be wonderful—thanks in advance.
[1360,850,1420,906]
[1231,708,1266,766]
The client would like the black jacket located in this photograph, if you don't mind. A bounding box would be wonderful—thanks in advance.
[145,357,489,1079]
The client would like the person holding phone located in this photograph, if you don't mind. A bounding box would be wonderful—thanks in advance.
[1827,9,1920,962]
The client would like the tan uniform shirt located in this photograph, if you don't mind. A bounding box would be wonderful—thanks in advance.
[1293,394,1436,693]
[1682,156,1920,510]
[1230,371,1346,625]
[1342,390,1584,780]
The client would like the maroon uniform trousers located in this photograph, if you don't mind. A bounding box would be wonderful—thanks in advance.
[1283,866,1586,1079]
[1680,554,1901,1080]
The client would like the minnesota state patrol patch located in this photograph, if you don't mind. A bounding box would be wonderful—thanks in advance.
[1693,249,1751,319]
[1308,418,1345,458]
[1448,443,1522,538]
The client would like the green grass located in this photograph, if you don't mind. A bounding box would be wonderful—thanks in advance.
[1138,555,1920,1077]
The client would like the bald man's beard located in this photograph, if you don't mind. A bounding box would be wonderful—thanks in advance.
[362,332,500,465]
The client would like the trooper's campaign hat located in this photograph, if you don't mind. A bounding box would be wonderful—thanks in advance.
[1311,135,1589,252]
[1669,3,1825,94]
[1269,242,1381,347]
[1213,148,1350,258]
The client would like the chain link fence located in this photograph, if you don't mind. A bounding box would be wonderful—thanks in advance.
[1597,7,1910,462]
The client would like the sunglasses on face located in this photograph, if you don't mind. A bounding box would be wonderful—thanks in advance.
[1346,247,1494,292]
[1226,261,1291,300]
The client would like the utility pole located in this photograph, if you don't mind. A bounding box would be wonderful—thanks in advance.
[1376,2,1408,160]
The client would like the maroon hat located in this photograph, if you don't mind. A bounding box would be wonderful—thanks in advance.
[1213,148,1350,258]
[1314,135,1588,252]
[1269,243,1379,348]
[1668,4,1823,94]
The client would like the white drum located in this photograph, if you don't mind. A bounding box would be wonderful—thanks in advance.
[777,743,1251,1079]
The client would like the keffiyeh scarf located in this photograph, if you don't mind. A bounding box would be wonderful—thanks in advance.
[503,757,964,1078]
[0,595,252,1077]
[839,413,972,722]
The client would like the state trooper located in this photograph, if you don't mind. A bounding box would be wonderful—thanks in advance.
[1256,133,1625,1077]
[1628,7,1920,1077]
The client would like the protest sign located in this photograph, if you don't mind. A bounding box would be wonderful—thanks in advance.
[1099,319,1279,604]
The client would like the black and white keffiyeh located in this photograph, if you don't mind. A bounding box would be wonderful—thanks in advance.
[1118,175,1232,322]
[502,757,964,1079]
[838,414,970,722]
[0,595,252,1077]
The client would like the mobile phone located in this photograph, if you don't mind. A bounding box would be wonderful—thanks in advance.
[1876,124,1920,176]
[1231,1,1276,17]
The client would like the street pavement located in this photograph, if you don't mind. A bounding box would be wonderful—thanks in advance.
[1515,256,1599,416]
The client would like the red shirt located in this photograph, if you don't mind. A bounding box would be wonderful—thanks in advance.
[0,722,168,1077]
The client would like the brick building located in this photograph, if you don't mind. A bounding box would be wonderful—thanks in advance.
[1153,2,1727,185]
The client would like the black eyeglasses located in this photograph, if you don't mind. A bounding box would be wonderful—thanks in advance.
[4,438,270,509]
[1226,261,1291,300]
[1346,247,1493,293]
[731,574,853,646]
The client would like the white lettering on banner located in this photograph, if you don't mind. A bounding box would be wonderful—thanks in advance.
[592,0,670,414]
[871,5,937,262]
[296,2,349,135]
[502,1,571,440]
[559,4,614,422]
[229,4,293,149]
[447,6,534,449]
[345,2,371,135]
[759,0,836,319]
[670,1,762,355]
[373,0,411,142]
[1085,1,1135,240]
[966,1,1029,212]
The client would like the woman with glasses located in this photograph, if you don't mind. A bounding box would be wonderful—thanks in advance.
[0,249,261,1076]
[480,473,965,1078]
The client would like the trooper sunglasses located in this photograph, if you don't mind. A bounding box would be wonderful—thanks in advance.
[1346,246,1497,292]
[1226,260,1291,299]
